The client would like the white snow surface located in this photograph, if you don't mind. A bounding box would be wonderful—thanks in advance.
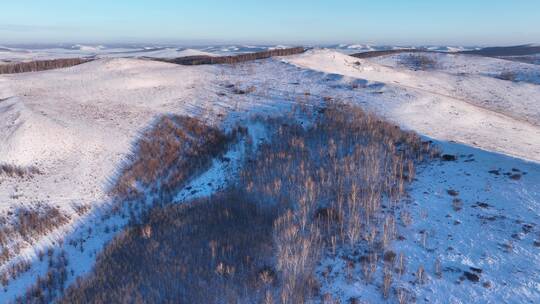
[0,59,215,214]
[287,49,540,163]
[0,55,318,302]
[370,51,540,85]
[0,49,539,302]
[318,141,540,304]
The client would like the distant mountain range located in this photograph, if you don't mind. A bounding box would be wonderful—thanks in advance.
[461,44,540,56]
[1,43,538,62]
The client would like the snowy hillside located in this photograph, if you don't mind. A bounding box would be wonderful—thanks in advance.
[317,141,540,303]
[370,51,540,85]
[287,49,540,162]
[0,49,539,303]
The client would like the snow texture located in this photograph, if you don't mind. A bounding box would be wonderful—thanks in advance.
[0,49,539,303]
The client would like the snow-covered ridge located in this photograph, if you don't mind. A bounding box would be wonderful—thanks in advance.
[286,49,540,163]
[0,56,316,300]
[369,51,540,85]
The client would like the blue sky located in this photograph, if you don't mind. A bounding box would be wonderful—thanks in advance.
[1,0,539,45]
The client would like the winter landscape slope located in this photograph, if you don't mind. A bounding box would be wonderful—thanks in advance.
[371,51,540,85]
[0,49,539,303]
[287,50,540,162]
[286,50,540,303]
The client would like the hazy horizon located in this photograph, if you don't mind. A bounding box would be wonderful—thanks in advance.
[2,42,539,49]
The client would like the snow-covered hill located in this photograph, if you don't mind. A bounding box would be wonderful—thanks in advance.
[287,49,540,162]
[0,59,214,214]
[318,141,540,303]
[0,49,539,303]
[370,51,540,85]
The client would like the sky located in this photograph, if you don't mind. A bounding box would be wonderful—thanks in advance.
[1,0,539,46]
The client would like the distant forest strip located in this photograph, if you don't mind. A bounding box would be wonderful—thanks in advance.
[351,49,431,59]
[159,47,306,65]
[0,48,306,74]
[0,58,93,74]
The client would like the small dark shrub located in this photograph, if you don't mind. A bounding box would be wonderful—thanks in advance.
[0,163,41,178]
[463,271,480,282]
[497,71,518,81]
[399,54,438,70]
[509,173,522,180]
[441,154,457,161]
[447,189,459,196]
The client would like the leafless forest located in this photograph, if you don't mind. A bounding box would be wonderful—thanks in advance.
[54,103,437,303]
